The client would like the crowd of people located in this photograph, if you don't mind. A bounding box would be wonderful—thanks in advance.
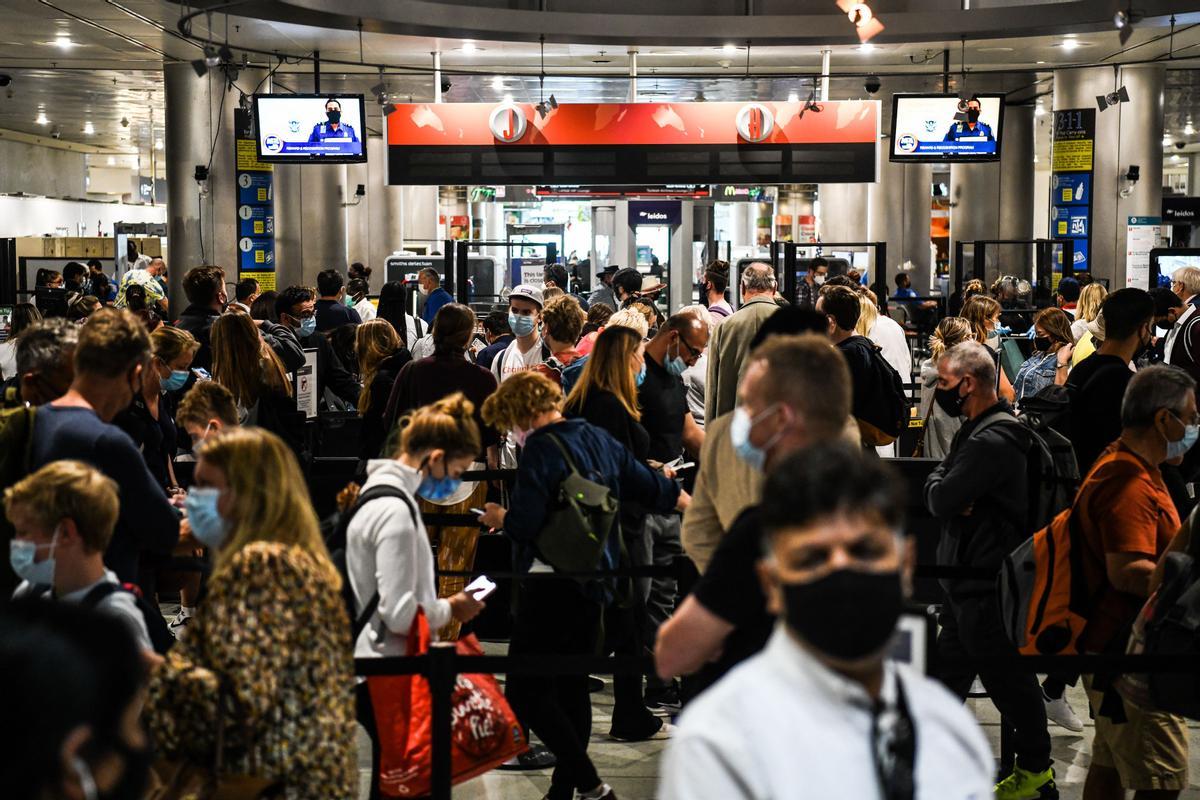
[2,251,1198,800]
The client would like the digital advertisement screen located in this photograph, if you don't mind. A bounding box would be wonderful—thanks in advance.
[890,93,1005,162]
[253,94,367,163]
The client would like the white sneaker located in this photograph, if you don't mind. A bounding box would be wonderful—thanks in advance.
[1043,692,1084,732]
[167,610,192,639]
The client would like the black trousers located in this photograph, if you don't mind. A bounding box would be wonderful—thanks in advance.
[507,578,604,800]
[935,594,1052,774]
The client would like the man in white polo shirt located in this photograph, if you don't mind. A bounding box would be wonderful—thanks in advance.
[660,443,992,800]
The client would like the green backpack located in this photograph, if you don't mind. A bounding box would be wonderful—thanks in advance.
[535,432,619,577]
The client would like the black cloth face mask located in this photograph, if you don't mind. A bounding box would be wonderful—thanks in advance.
[781,568,904,661]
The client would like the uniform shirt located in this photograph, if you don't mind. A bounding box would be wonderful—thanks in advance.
[15,570,153,653]
[943,121,995,141]
[420,287,454,326]
[307,122,359,142]
[660,627,993,800]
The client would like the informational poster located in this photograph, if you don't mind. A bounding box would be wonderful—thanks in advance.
[1125,216,1162,289]
[295,349,318,419]
[234,108,275,283]
[0,306,12,344]
[1050,109,1095,278]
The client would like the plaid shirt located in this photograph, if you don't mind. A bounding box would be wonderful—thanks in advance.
[796,278,817,309]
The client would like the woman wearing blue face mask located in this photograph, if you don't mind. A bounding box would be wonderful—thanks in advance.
[148,426,357,799]
[347,391,486,664]
[113,325,198,494]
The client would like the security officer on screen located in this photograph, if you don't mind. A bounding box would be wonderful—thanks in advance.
[308,98,359,143]
[943,96,994,142]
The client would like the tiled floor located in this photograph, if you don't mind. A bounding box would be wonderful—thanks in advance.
[356,673,1200,799]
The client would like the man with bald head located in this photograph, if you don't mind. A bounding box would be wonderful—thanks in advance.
[704,262,779,425]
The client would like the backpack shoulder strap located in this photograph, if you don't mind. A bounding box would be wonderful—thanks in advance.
[80,581,124,607]
[345,485,419,637]
[968,410,1019,438]
[1181,311,1200,363]
[542,431,583,477]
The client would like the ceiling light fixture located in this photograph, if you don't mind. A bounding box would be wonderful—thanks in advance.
[1113,5,1140,46]
[83,121,94,135]
[155,138,164,150]
[723,43,738,55]
[836,0,885,43]
[1061,38,1080,51]
[35,111,48,125]
[858,42,876,52]
[461,40,476,54]
[54,35,73,50]
[492,75,504,91]
[1035,102,1046,117]
[1186,122,1196,136]
[534,35,557,119]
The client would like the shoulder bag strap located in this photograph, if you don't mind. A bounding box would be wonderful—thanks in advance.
[542,430,583,477]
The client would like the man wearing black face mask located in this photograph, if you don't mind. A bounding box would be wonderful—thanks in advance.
[308,98,359,144]
[943,96,994,142]
[924,340,1057,800]
[661,444,993,800]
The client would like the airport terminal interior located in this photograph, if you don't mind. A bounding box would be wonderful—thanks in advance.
[10,1,1200,799]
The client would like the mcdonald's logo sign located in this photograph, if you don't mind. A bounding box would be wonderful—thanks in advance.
[735,103,775,143]
[488,104,528,143]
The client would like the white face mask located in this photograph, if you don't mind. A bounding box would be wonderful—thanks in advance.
[813,274,826,286]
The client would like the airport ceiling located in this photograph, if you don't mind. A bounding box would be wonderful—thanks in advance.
[0,0,1198,168]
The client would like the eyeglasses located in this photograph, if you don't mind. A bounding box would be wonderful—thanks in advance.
[1169,409,1200,426]
[677,336,704,360]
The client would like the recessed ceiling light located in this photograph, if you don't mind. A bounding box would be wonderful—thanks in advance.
[1186,123,1195,136]
[978,46,1014,53]
[1061,39,1080,50]
[1037,60,1046,64]
[461,41,476,54]
[1164,135,1173,146]
[155,139,163,150]
[723,43,738,55]
[858,42,876,52]
[107,156,115,166]
[54,35,73,49]
[83,121,94,135]
[1173,153,1183,163]
[35,111,48,125]
[1035,104,1046,117]
[491,75,504,91]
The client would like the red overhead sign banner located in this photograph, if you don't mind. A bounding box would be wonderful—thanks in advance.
[386,101,879,185]
[386,101,878,148]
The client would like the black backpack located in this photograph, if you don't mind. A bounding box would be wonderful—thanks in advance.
[62,580,174,655]
[323,485,419,638]
[1132,531,1200,719]
[844,336,909,446]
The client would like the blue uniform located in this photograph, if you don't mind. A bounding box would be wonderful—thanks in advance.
[307,122,359,143]
[943,121,994,142]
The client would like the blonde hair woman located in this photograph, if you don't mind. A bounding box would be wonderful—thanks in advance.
[960,294,1015,402]
[147,427,356,799]
[1071,282,1108,342]
[356,319,412,458]
[918,317,973,459]
[478,371,684,798]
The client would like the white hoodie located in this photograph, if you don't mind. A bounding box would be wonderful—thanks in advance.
[347,459,451,658]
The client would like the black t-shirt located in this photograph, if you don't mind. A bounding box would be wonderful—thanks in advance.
[689,506,773,693]
[568,390,650,461]
[1067,353,1132,473]
[637,355,687,463]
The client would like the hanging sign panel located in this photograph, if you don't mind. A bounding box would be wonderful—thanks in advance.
[234,108,276,279]
[386,101,879,186]
[1050,109,1095,278]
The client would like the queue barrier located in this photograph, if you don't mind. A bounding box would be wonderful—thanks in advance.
[354,634,1197,800]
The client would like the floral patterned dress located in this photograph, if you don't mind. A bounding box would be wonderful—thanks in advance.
[146,542,357,800]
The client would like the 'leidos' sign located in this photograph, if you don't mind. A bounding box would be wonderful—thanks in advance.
[735,103,775,143]
[488,104,527,143]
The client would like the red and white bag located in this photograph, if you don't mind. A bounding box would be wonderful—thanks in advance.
[368,611,527,797]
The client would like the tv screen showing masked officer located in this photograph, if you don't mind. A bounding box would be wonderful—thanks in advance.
[308,98,359,144]
[944,97,994,142]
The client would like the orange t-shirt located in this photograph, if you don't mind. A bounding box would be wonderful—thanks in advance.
[1076,441,1180,652]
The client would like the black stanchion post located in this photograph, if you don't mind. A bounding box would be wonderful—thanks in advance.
[873,241,888,315]
[428,642,456,800]
[443,239,455,297]
[769,239,780,284]
[783,241,797,305]
[455,241,470,305]
[973,240,986,283]
[954,240,965,296]
[1063,239,1076,278]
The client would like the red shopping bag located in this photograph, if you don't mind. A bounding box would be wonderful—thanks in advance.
[368,611,528,797]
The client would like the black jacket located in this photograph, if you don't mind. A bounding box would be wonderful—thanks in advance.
[360,349,413,459]
[175,305,220,371]
[924,401,1031,597]
[280,328,361,408]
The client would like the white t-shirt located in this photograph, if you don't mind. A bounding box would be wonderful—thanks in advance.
[14,570,153,653]
[353,299,378,322]
[661,627,993,800]
[493,338,546,467]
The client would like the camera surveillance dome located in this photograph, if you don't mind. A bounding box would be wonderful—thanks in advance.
[864,74,881,94]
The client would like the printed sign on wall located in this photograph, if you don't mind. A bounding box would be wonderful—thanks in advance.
[234,108,275,279]
[1050,109,1095,279]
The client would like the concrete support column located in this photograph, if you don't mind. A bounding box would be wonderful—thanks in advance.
[1053,65,1163,287]
[402,186,439,246]
[950,102,1035,287]
[272,75,349,287]
[818,183,869,244]
[164,64,263,316]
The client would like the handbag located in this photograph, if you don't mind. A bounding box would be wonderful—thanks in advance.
[535,432,619,576]
[148,689,284,800]
[368,611,527,798]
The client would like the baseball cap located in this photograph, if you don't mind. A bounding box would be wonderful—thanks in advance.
[509,284,544,308]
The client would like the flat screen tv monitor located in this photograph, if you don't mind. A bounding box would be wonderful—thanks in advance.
[253,94,367,163]
[1150,248,1200,288]
[889,93,1005,163]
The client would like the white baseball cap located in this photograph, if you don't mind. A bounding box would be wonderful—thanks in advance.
[509,284,544,308]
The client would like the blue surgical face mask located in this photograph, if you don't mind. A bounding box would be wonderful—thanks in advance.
[298,316,317,337]
[635,363,647,387]
[1166,412,1200,460]
[509,311,536,338]
[665,339,688,378]
[161,369,189,393]
[10,530,58,586]
[730,404,783,471]
[185,488,229,550]
[417,458,462,501]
